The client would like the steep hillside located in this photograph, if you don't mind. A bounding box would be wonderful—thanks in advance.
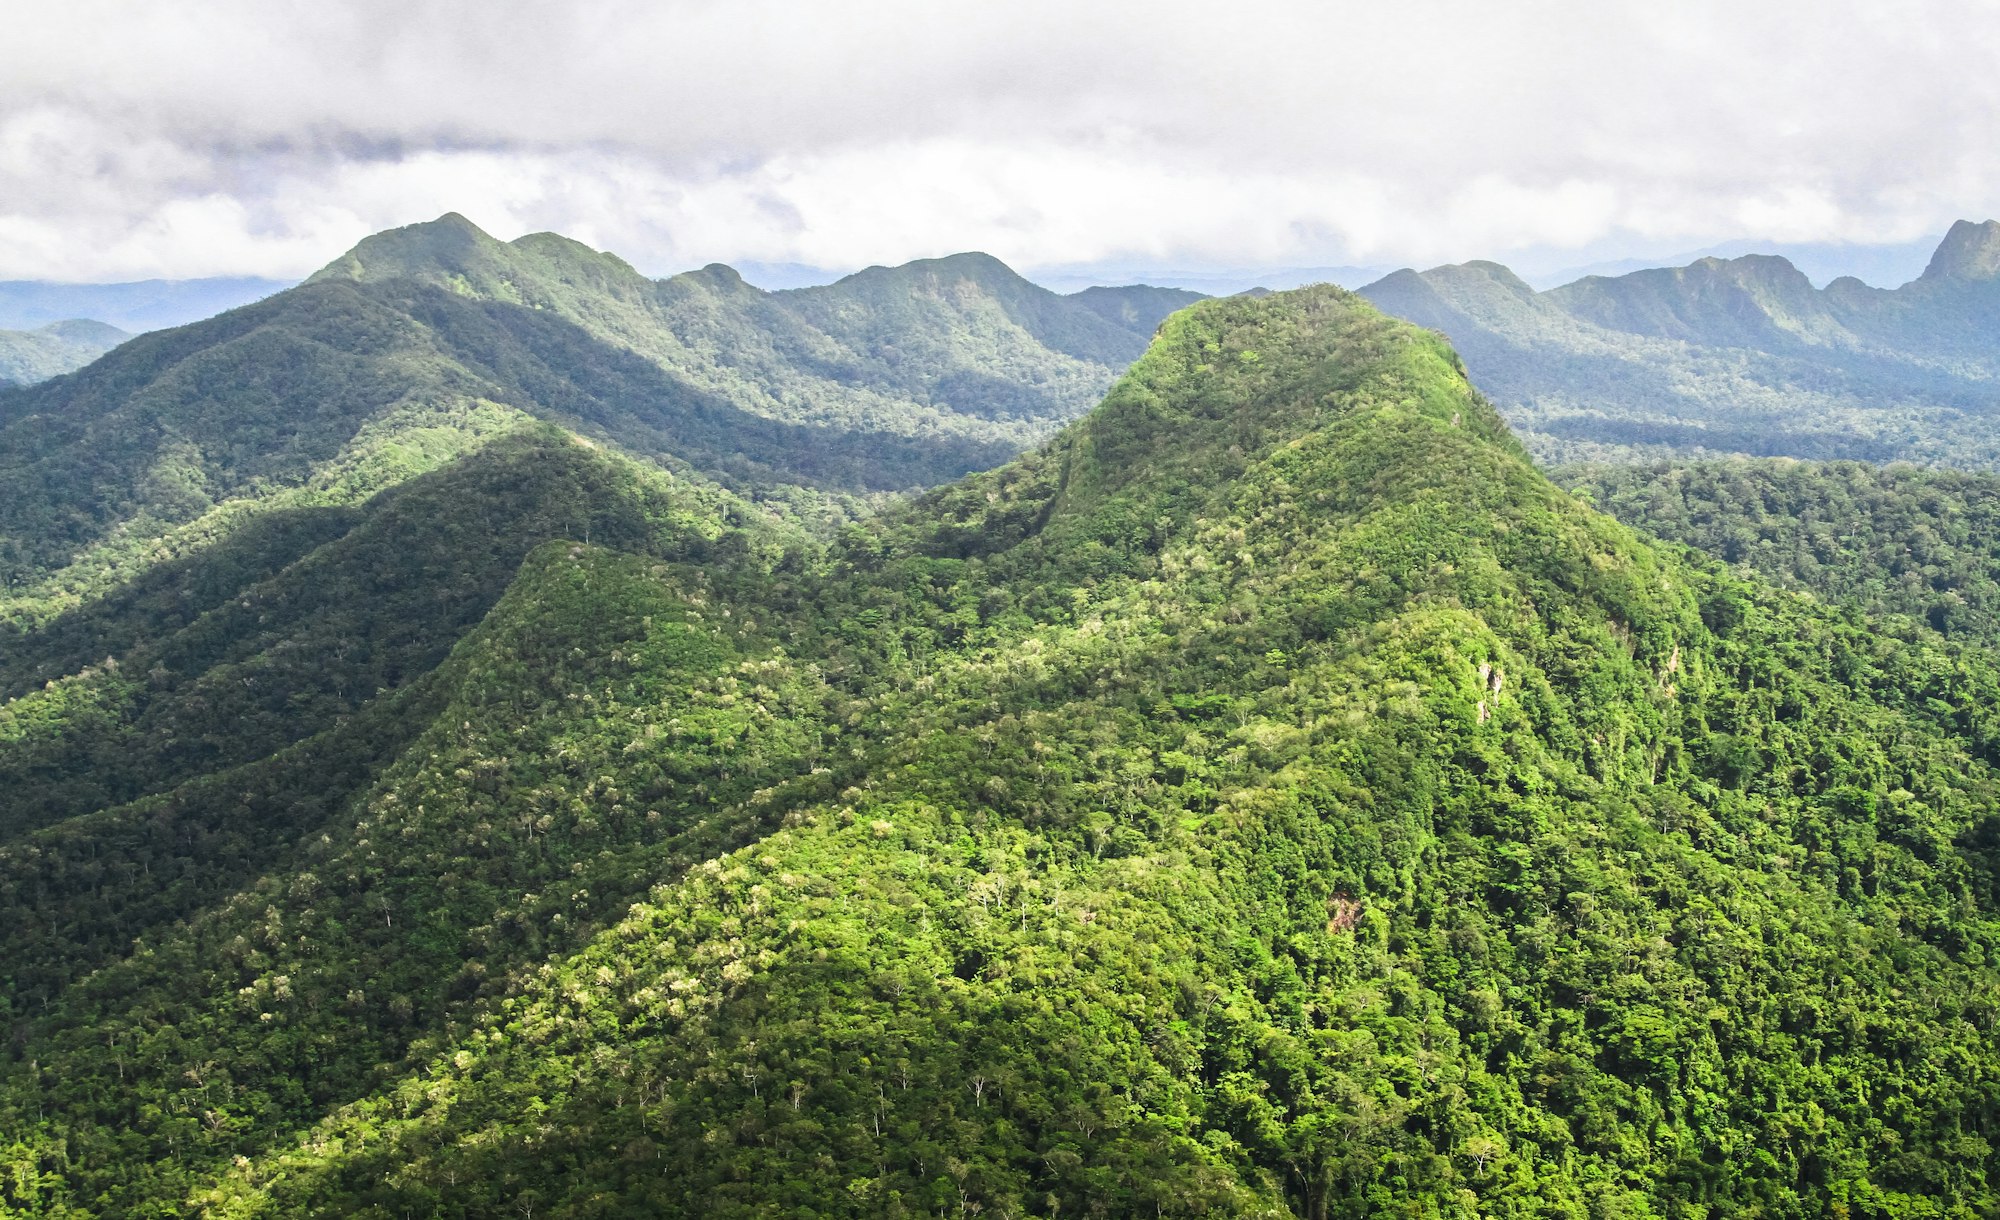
[314,214,1169,447]
[7,287,2000,1218]
[0,319,127,387]
[0,216,1180,633]
[1361,221,2000,466]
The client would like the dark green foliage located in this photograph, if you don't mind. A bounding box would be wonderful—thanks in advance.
[0,427,749,838]
[1359,224,2000,466]
[8,284,2000,1218]
[0,215,1164,633]
[1569,458,2000,646]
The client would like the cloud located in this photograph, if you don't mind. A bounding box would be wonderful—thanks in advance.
[3,0,1998,279]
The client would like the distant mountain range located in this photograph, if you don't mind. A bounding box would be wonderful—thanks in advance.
[0,214,1198,628]
[12,219,2000,473]
[1025,263,1392,296]
[0,276,289,333]
[1528,234,1941,291]
[0,319,128,387]
[1358,220,2000,465]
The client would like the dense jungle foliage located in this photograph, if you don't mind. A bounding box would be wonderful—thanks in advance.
[1360,220,2000,467]
[1566,458,2000,647]
[5,281,2000,1218]
[0,214,1177,629]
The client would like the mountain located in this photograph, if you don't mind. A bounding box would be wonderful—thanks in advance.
[0,319,128,387]
[0,215,1181,635]
[0,277,290,333]
[1528,235,1942,291]
[6,285,2000,1216]
[1029,263,1391,295]
[311,215,1168,448]
[1360,221,2000,466]
[1064,283,1209,331]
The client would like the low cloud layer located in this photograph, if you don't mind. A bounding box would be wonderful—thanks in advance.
[4,0,1997,280]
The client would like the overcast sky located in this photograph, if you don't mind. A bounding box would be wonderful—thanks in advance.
[3,0,1998,282]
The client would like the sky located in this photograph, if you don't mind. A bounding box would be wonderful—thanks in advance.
[3,0,1998,284]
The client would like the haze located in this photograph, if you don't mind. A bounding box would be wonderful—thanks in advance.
[4,0,1996,283]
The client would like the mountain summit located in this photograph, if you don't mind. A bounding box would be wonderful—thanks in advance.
[1919,218,2000,281]
[0,317,128,386]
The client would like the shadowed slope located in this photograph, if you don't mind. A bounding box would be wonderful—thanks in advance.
[4,289,1990,1217]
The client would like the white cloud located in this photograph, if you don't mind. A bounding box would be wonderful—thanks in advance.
[2,0,1998,280]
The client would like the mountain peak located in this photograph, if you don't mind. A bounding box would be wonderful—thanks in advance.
[1920,219,2000,281]
[832,251,1028,293]
[1698,252,1811,284]
[35,318,129,344]
[307,212,504,284]
[1437,259,1537,296]
[912,250,1017,278]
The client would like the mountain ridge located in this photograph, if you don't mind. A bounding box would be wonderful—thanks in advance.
[8,285,2000,1214]
[1922,218,2000,281]
[0,215,1197,641]
[1359,220,2000,465]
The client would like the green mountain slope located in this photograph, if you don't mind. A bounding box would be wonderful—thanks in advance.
[0,428,755,840]
[313,214,1169,446]
[1361,220,2000,466]
[0,319,128,388]
[8,286,2000,1218]
[1565,457,2000,643]
[0,217,1175,640]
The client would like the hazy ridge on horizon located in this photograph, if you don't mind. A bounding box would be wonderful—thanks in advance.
[0,224,1958,338]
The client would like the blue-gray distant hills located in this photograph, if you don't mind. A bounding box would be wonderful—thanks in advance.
[0,318,129,387]
[0,276,289,333]
[1359,220,2000,465]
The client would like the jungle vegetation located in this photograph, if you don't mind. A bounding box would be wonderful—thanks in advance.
[4,272,2000,1218]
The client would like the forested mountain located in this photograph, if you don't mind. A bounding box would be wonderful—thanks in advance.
[0,319,127,388]
[0,215,1180,635]
[312,214,1181,448]
[7,284,2000,1217]
[1361,220,2000,466]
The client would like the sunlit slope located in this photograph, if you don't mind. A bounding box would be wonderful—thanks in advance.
[1,287,1978,1217]
[314,214,1172,448]
[0,215,1174,642]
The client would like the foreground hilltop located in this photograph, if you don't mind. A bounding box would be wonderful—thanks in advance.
[4,285,1999,1216]
[1362,220,2000,465]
